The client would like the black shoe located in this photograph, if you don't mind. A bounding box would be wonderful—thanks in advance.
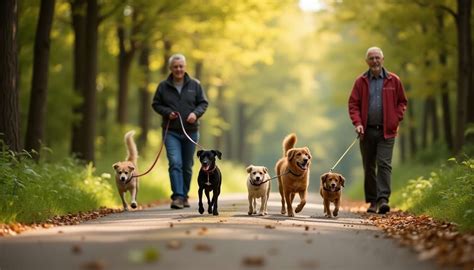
[170,198,184,209]
[377,199,390,214]
[367,202,377,213]
[183,198,190,208]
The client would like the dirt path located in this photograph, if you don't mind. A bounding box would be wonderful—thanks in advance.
[0,193,449,270]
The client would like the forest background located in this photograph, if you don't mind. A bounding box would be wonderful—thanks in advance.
[0,0,472,228]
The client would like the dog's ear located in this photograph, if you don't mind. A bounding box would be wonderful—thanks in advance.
[287,149,296,161]
[113,163,120,170]
[304,147,312,159]
[338,174,346,187]
[263,167,268,174]
[128,165,135,171]
[320,173,329,183]
[246,165,254,173]
[213,150,222,160]
[197,150,203,157]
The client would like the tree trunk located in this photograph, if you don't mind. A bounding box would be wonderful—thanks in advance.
[81,0,99,163]
[429,97,439,142]
[24,0,55,160]
[453,0,472,153]
[236,102,247,164]
[161,38,172,75]
[421,102,431,149]
[0,0,20,152]
[399,126,406,163]
[214,85,225,151]
[70,0,87,159]
[138,45,150,147]
[437,11,454,151]
[116,20,138,125]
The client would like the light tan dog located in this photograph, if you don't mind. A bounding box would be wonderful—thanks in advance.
[319,172,345,218]
[112,130,139,211]
[246,165,271,216]
[275,133,312,217]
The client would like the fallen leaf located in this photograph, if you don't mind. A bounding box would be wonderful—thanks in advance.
[242,256,265,267]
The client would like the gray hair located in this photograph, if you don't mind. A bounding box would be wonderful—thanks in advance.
[168,53,186,69]
[365,47,384,59]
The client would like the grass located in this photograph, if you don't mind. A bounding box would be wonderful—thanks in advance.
[0,131,248,224]
[345,145,474,232]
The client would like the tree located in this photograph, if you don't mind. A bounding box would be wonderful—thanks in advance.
[0,0,20,152]
[24,0,56,160]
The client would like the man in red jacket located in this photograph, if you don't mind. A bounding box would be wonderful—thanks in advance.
[348,47,407,214]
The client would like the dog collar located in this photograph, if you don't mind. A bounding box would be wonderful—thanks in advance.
[323,186,341,192]
[250,178,269,186]
[288,169,303,177]
[124,173,135,185]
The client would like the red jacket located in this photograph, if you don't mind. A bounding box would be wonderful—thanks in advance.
[348,70,407,139]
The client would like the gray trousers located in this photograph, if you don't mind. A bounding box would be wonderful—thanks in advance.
[359,127,395,203]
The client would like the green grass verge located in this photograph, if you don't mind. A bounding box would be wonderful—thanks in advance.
[346,151,474,232]
[0,136,248,224]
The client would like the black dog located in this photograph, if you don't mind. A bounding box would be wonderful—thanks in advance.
[196,150,222,215]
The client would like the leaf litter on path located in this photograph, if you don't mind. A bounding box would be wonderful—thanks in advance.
[353,207,474,269]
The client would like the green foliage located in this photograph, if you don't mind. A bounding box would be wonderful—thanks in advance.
[0,147,117,224]
[400,158,474,232]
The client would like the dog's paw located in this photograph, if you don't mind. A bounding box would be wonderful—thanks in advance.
[248,211,252,215]
[131,202,137,209]
[198,207,205,214]
[325,214,332,218]
[333,210,339,216]
[288,212,294,217]
[208,208,213,214]
[213,210,219,216]
[295,203,306,213]
[123,207,129,212]
[281,208,286,215]
[258,212,265,216]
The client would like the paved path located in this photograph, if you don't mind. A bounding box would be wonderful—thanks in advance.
[0,193,447,270]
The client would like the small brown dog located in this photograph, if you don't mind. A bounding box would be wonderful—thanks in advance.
[112,130,139,211]
[246,165,271,216]
[319,172,345,218]
[275,133,312,217]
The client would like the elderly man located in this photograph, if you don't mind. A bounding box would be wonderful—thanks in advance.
[152,54,209,209]
[348,47,407,214]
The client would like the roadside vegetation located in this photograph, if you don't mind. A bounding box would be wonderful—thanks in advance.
[346,145,474,232]
[0,136,247,225]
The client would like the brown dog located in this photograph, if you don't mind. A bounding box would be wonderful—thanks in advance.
[112,130,139,211]
[275,133,312,217]
[319,172,345,218]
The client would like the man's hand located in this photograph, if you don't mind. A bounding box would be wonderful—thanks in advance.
[355,125,364,135]
[187,112,197,124]
[169,112,178,120]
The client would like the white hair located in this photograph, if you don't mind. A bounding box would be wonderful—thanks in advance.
[168,54,186,69]
[365,47,384,59]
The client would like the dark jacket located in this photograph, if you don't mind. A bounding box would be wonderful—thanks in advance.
[152,73,209,132]
[348,68,407,139]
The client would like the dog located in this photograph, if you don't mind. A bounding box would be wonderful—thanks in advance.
[246,165,271,216]
[275,133,312,217]
[112,130,139,211]
[197,150,222,215]
[319,172,345,218]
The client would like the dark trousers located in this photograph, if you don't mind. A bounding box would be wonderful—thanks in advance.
[359,126,395,203]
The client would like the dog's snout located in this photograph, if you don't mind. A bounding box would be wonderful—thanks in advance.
[256,176,261,181]
[120,176,127,181]
[331,183,336,187]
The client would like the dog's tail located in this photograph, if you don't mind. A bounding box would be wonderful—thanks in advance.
[125,130,138,165]
[282,133,297,156]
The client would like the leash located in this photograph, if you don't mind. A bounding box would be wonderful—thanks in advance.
[329,134,360,172]
[175,112,204,150]
[250,170,291,186]
[131,120,170,179]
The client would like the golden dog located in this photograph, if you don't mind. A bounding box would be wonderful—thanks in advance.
[275,133,312,217]
[319,172,345,218]
[112,130,139,211]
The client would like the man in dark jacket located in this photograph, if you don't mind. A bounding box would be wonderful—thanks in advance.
[152,54,209,209]
[348,47,407,214]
